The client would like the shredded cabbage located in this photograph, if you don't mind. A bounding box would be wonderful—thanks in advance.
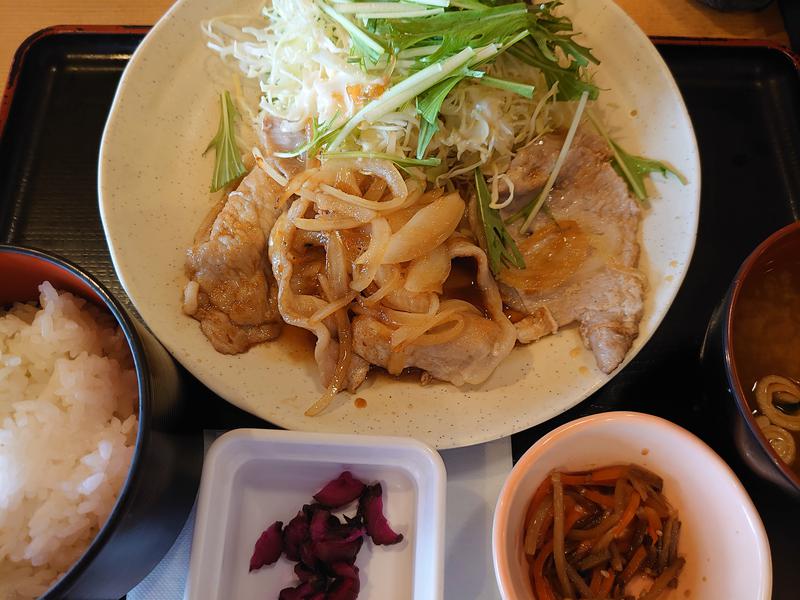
[203,0,569,182]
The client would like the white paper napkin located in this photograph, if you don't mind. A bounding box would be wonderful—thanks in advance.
[441,438,512,600]
[128,434,512,600]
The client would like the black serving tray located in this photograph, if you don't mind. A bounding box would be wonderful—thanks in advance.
[1,28,799,598]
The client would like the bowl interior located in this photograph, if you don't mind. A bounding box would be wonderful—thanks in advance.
[0,247,102,306]
[726,221,800,491]
[493,412,771,600]
[0,245,145,597]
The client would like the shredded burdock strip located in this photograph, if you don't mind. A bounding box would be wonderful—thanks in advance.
[523,464,685,599]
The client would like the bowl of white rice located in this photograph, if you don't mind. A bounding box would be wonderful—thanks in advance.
[0,245,204,600]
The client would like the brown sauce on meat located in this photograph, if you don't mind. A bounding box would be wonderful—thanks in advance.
[504,307,526,323]
[371,367,430,385]
[442,257,486,315]
[499,220,590,291]
[442,256,524,325]
[277,324,317,364]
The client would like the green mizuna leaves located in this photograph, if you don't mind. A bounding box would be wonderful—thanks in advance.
[608,141,688,201]
[315,0,597,158]
[204,91,247,192]
[275,113,342,159]
[474,168,525,276]
[415,73,466,158]
[588,112,687,201]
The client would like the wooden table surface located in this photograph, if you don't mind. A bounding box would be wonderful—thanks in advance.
[0,0,790,92]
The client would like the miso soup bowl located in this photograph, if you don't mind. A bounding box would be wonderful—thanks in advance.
[0,245,205,599]
[703,220,800,497]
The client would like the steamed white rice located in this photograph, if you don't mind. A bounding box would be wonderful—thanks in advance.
[0,282,139,599]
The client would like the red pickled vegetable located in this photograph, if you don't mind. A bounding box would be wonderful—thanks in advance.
[328,576,359,600]
[333,525,366,544]
[299,541,318,569]
[330,562,359,582]
[294,563,316,583]
[310,508,336,542]
[312,536,363,564]
[306,506,366,563]
[313,471,366,508]
[249,521,284,571]
[308,507,364,543]
[278,582,316,600]
[249,472,403,598]
[284,511,311,561]
[328,565,360,600]
[359,483,403,545]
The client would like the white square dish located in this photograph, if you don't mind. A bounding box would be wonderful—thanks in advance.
[186,429,446,600]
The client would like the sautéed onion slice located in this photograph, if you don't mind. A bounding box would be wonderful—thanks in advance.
[755,375,800,432]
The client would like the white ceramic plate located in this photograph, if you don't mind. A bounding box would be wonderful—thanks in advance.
[99,0,700,449]
[492,412,771,600]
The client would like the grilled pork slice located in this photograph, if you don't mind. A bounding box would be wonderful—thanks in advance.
[351,310,508,386]
[500,129,609,198]
[184,168,283,353]
[494,130,647,374]
[351,236,517,386]
[269,207,370,393]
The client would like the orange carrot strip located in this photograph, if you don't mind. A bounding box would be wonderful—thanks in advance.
[534,573,556,600]
[581,488,616,510]
[619,545,647,583]
[587,465,631,484]
[558,473,593,486]
[532,540,556,600]
[641,506,662,542]
[598,569,616,597]
[530,477,554,511]
[560,465,631,487]
[589,567,603,595]
[612,490,641,537]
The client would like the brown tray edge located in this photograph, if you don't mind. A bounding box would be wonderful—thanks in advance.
[0,25,151,142]
[651,35,800,70]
